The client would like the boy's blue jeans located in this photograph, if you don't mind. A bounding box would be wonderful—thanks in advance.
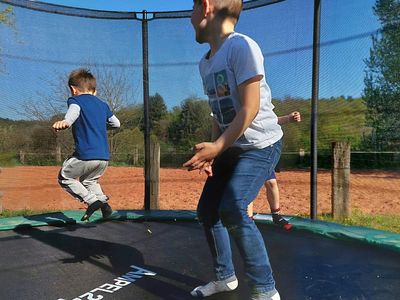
[197,140,282,294]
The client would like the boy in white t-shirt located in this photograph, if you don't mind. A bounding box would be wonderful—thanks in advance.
[184,1,282,299]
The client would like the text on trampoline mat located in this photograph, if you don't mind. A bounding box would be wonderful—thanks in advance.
[58,264,156,300]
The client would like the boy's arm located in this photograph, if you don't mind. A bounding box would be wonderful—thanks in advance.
[211,118,221,141]
[277,111,301,125]
[183,76,262,171]
[214,76,261,150]
[201,119,221,176]
[52,104,80,131]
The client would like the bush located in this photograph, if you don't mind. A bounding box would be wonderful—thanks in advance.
[0,152,19,167]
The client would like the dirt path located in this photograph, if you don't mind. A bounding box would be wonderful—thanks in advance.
[0,166,399,216]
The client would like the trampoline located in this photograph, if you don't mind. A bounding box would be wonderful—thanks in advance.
[0,211,399,300]
[1,0,400,299]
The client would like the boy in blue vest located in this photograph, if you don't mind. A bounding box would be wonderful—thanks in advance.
[52,68,120,221]
[184,0,282,299]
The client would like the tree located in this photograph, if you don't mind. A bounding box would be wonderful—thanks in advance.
[148,93,168,139]
[0,6,15,69]
[0,7,13,26]
[0,119,32,153]
[92,65,137,113]
[14,65,137,159]
[168,97,212,149]
[112,127,144,165]
[137,93,169,141]
[117,104,143,130]
[150,93,167,123]
[17,72,70,121]
[16,64,137,121]
[363,0,400,151]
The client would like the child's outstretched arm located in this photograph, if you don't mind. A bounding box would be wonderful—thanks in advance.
[52,103,81,132]
[277,111,301,125]
[183,76,262,171]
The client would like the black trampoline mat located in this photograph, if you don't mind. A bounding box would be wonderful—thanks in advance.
[0,220,399,300]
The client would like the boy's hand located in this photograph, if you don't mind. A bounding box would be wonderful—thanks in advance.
[183,142,220,172]
[52,120,70,132]
[289,111,301,123]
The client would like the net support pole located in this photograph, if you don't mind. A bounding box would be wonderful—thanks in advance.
[142,10,151,211]
[310,0,321,219]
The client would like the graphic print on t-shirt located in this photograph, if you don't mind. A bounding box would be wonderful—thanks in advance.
[219,98,236,124]
[215,70,230,97]
[204,72,216,97]
[204,69,236,128]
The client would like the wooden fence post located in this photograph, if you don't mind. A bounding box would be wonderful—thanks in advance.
[299,148,305,164]
[55,144,62,163]
[331,142,351,220]
[133,145,139,166]
[149,141,160,209]
[19,150,25,164]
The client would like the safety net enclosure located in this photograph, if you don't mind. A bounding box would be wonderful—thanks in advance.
[0,0,399,298]
[1,0,399,216]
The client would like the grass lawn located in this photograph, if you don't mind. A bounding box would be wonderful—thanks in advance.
[318,210,400,234]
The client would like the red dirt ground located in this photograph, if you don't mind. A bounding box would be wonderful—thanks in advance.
[0,166,399,216]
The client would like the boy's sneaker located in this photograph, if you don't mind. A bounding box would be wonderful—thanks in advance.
[250,290,280,300]
[81,200,104,221]
[101,203,113,218]
[191,275,238,297]
[272,213,292,231]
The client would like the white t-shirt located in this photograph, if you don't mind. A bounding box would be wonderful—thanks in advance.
[199,32,283,149]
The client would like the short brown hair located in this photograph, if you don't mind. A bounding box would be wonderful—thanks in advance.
[194,0,243,23]
[68,68,96,93]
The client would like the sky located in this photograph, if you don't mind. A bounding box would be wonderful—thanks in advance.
[0,0,380,120]
[28,0,197,12]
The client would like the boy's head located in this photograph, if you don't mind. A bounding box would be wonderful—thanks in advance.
[193,0,242,21]
[68,68,96,96]
[192,0,243,43]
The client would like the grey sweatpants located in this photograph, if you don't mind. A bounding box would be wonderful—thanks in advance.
[58,157,109,205]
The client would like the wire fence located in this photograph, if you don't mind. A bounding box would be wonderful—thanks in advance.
[0,0,399,216]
